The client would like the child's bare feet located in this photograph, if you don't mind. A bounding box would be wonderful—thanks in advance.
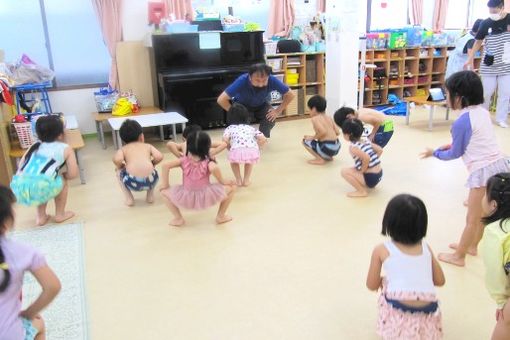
[236,179,243,186]
[125,191,135,206]
[307,159,326,165]
[169,217,185,226]
[438,252,465,266]
[55,211,75,223]
[36,214,51,226]
[347,190,368,198]
[449,243,477,256]
[242,180,251,187]
[146,189,155,204]
[463,200,468,207]
[216,215,233,224]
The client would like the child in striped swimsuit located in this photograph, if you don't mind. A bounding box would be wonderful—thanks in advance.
[341,118,383,197]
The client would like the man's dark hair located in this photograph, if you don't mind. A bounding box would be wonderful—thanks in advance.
[488,0,504,8]
[249,63,272,76]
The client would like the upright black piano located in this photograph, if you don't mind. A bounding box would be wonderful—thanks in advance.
[151,31,265,128]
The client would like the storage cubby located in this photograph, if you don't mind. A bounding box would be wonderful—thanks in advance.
[360,46,450,106]
[266,52,325,118]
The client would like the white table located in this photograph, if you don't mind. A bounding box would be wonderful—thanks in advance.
[108,112,188,149]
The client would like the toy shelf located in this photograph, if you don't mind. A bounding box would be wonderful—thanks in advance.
[266,52,325,118]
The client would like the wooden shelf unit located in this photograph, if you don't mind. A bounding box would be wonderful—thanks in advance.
[360,46,483,107]
[266,52,325,118]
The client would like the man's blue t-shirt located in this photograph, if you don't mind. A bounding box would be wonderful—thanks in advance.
[225,73,290,108]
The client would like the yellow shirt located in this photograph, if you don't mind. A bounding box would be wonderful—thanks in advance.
[482,219,510,309]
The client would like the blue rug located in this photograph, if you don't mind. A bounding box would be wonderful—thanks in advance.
[13,223,88,340]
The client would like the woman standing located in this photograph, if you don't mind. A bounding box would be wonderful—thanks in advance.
[465,0,510,128]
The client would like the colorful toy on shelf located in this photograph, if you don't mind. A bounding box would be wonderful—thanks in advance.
[422,30,433,46]
[389,30,407,48]
[405,26,423,47]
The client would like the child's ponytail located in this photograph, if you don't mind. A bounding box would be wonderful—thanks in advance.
[0,186,16,293]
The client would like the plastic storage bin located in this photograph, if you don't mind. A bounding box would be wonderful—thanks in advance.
[389,30,407,48]
[267,58,283,71]
[405,27,423,47]
[265,42,278,55]
[13,122,36,149]
[222,23,245,32]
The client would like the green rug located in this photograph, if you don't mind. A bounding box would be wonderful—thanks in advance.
[13,223,88,340]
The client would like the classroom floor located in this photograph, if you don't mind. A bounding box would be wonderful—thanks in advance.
[14,106,509,339]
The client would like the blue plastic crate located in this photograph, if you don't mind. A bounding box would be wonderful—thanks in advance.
[222,23,244,32]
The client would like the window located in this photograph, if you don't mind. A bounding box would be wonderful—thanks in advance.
[0,0,109,87]
[445,0,469,28]
[469,0,489,26]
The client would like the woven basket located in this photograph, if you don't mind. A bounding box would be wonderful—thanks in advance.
[13,122,36,149]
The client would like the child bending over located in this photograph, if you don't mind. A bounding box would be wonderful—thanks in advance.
[334,106,394,148]
[341,119,383,197]
[113,119,163,206]
[302,95,341,165]
[10,115,78,225]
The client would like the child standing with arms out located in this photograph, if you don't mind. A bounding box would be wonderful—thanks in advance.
[480,173,510,339]
[166,124,226,158]
[0,185,61,340]
[113,119,163,206]
[334,106,394,148]
[160,131,236,226]
[10,115,78,226]
[302,95,341,165]
[341,119,383,197]
[421,71,509,266]
[367,194,445,340]
[223,103,266,186]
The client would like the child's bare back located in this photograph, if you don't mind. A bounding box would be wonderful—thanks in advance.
[312,114,340,141]
[121,142,158,177]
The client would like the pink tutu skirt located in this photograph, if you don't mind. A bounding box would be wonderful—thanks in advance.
[162,184,226,210]
[377,288,442,340]
[228,147,260,164]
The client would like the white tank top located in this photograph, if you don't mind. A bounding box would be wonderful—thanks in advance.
[383,241,436,295]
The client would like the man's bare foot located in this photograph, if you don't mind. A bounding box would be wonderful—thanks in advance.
[347,191,368,198]
[36,214,51,226]
[169,218,185,227]
[438,252,465,266]
[146,189,155,204]
[307,159,326,165]
[242,180,251,187]
[54,211,75,223]
[449,243,477,256]
[216,215,233,224]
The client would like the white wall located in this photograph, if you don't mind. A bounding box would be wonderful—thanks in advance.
[49,88,100,134]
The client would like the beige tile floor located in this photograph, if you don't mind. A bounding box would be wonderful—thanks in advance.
[13,106,510,339]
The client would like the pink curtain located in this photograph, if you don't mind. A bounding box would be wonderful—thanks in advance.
[317,0,325,13]
[92,0,123,89]
[267,0,295,38]
[164,0,194,21]
[411,0,423,25]
[432,0,449,32]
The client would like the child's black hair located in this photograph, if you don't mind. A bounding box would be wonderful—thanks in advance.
[186,130,212,161]
[227,102,251,125]
[182,124,202,139]
[341,118,364,142]
[36,115,64,143]
[445,71,484,109]
[22,115,64,170]
[307,95,327,113]
[0,185,16,293]
[482,173,510,229]
[382,194,428,245]
[119,119,143,144]
[334,107,356,128]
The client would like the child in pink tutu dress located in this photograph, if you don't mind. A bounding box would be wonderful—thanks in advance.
[159,131,236,226]
[223,103,266,187]
[366,194,446,340]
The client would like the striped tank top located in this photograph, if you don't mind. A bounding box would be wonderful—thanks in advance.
[352,141,380,171]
